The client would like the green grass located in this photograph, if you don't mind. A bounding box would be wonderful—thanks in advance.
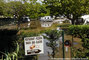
[18,23,59,34]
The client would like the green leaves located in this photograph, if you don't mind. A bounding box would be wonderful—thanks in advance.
[69,25,89,58]
[61,0,89,24]
[44,30,61,58]
[0,0,5,16]
[69,25,89,38]
[0,1,50,19]
[22,2,50,19]
[44,0,89,24]
[45,30,61,40]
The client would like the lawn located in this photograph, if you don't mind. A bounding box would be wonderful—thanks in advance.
[18,23,59,34]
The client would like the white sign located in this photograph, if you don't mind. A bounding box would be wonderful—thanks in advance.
[24,36,44,55]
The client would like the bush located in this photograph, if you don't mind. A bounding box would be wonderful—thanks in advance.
[20,32,39,38]
[57,23,71,34]
[0,29,18,53]
[68,25,89,58]
[57,23,71,27]
[68,25,89,38]
[82,38,89,49]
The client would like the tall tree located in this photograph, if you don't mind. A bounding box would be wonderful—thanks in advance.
[61,0,89,25]
[43,0,61,17]
[3,1,25,18]
[25,2,50,19]
[0,0,5,16]
[44,0,89,24]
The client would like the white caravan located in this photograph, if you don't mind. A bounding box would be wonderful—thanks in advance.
[81,15,89,25]
[40,16,53,21]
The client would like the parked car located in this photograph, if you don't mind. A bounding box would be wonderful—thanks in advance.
[40,16,53,21]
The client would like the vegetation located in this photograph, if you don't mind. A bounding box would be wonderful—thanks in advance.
[0,0,50,19]
[17,32,39,59]
[68,25,89,58]
[1,0,89,25]
[44,0,89,24]
[0,0,5,16]
[68,25,89,38]
[1,0,89,59]
[0,29,18,59]
[57,23,72,34]
[44,30,61,58]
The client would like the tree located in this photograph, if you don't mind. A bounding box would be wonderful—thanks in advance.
[44,0,89,24]
[3,1,26,17]
[3,0,50,19]
[3,1,28,29]
[43,0,61,17]
[44,30,61,58]
[0,0,5,16]
[25,2,50,19]
[61,0,89,25]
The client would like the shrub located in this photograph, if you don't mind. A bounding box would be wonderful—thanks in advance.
[68,25,89,58]
[57,23,71,27]
[68,25,89,38]
[57,23,71,34]
[0,29,18,53]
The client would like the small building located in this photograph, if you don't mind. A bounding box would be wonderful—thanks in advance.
[40,16,53,21]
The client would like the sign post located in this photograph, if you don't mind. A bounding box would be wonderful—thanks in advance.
[64,40,71,52]
[65,47,68,52]
[24,36,44,55]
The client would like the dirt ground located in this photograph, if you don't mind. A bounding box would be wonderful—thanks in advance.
[54,34,83,59]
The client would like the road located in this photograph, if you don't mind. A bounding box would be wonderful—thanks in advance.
[38,39,52,60]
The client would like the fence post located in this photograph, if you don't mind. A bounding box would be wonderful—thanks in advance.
[62,30,65,60]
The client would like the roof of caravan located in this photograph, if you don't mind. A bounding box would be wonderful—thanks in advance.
[81,15,89,20]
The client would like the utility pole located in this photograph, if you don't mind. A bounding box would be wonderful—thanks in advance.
[62,30,65,60]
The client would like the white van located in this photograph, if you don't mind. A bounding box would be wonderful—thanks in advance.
[22,16,30,22]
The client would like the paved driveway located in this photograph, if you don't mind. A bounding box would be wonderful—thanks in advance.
[38,39,52,60]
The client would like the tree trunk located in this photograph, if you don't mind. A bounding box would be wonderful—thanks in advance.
[75,18,79,25]
[71,19,75,25]
[52,48,55,59]
[17,17,21,30]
